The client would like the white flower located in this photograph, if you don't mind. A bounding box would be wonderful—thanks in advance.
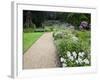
[60,57,64,62]
[72,36,79,42]
[78,52,84,57]
[83,59,89,64]
[60,57,66,62]
[75,60,79,64]
[72,51,77,58]
[69,56,74,61]
[81,52,85,56]
[62,63,67,67]
[66,51,71,57]
[68,33,73,37]
[78,57,83,64]
[55,31,62,36]
[72,36,78,40]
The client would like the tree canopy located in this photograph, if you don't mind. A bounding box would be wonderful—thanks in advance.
[23,10,91,29]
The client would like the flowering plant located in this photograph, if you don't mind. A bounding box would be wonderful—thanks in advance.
[60,51,90,67]
[53,29,90,67]
[79,21,90,30]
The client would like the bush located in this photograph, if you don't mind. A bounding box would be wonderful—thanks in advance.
[60,51,90,67]
[34,28,44,32]
[44,26,54,32]
[75,30,90,53]
[79,21,90,30]
[23,23,36,33]
[53,29,91,67]
[31,23,36,29]
[24,23,36,28]
[75,30,90,40]
[53,31,63,40]
[44,27,52,32]
[55,36,81,56]
[23,28,34,33]
[53,28,75,40]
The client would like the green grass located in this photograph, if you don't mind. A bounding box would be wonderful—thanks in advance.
[23,32,44,53]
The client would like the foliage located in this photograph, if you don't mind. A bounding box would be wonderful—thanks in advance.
[53,31,64,40]
[23,23,36,32]
[53,28,76,40]
[79,21,90,30]
[34,28,45,32]
[66,13,90,29]
[44,26,54,32]
[23,28,34,33]
[53,29,91,67]
[23,10,91,29]
[60,51,90,67]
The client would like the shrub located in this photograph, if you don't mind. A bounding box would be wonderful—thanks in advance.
[60,51,90,67]
[23,28,34,33]
[44,26,54,32]
[53,29,91,67]
[55,36,81,57]
[30,23,36,29]
[34,28,44,32]
[53,31,63,40]
[75,30,91,53]
[23,23,36,33]
[44,27,52,32]
[79,21,90,30]
[53,28,75,40]
[75,30,90,40]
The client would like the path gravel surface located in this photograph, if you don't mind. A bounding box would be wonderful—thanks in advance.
[23,32,60,69]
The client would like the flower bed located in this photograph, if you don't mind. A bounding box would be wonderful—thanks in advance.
[53,28,91,67]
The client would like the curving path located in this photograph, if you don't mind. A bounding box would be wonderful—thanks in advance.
[23,32,60,69]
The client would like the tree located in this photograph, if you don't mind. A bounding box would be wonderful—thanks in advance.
[24,11,33,28]
[23,10,91,29]
[66,13,90,29]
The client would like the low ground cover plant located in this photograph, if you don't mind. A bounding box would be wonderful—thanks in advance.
[53,28,91,67]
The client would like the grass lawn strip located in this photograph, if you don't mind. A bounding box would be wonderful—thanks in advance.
[23,32,44,53]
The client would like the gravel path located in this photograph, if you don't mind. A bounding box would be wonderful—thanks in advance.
[23,32,60,69]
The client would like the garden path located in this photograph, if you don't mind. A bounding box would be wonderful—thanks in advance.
[23,32,60,69]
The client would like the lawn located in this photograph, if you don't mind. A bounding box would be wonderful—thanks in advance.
[23,32,44,53]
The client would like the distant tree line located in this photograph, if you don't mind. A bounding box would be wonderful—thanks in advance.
[23,10,91,29]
